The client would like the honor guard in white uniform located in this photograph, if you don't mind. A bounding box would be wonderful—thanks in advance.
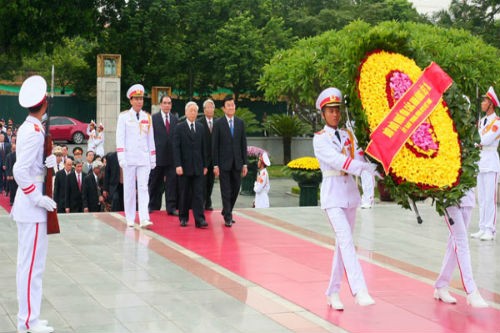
[313,87,378,310]
[13,76,57,333]
[472,86,500,241]
[434,189,488,307]
[116,84,155,228]
[253,152,271,208]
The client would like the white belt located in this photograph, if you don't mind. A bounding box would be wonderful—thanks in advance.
[323,170,346,177]
[482,146,498,151]
[35,175,45,182]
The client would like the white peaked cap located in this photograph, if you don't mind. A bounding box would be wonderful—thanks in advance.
[315,87,342,111]
[127,84,145,99]
[19,75,47,108]
[261,152,271,166]
[486,86,499,108]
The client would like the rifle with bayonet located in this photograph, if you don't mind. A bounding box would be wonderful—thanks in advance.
[45,65,60,234]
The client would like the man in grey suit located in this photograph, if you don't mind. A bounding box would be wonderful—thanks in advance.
[149,95,179,215]
[213,95,248,227]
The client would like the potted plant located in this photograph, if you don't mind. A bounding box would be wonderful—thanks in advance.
[240,145,266,195]
[283,156,322,206]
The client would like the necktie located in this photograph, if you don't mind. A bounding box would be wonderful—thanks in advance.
[335,130,341,142]
[229,119,234,137]
[136,112,139,120]
[208,120,212,133]
[484,118,488,126]
[190,123,195,133]
[165,115,170,134]
[77,173,81,191]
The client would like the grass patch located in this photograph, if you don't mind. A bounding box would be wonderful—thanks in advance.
[266,165,289,178]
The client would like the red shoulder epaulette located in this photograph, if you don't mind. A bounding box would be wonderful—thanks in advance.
[34,124,41,132]
[315,129,325,135]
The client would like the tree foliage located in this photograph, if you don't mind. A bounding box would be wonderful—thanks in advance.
[432,0,500,48]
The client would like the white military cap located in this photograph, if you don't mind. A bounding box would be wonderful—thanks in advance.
[485,86,500,108]
[315,87,342,110]
[127,84,145,99]
[19,75,47,108]
[261,152,271,166]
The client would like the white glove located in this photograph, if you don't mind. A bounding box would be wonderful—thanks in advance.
[36,195,57,212]
[44,154,57,168]
[362,162,379,177]
[118,158,127,168]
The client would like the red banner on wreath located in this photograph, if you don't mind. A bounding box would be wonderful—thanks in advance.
[365,62,453,173]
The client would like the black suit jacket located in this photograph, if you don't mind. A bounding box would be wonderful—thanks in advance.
[212,116,248,171]
[152,111,178,166]
[103,152,121,195]
[198,117,214,167]
[0,142,11,168]
[53,169,69,213]
[65,171,86,212]
[173,121,206,176]
[82,172,101,212]
[4,151,15,177]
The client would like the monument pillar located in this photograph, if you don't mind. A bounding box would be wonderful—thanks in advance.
[96,54,121,155]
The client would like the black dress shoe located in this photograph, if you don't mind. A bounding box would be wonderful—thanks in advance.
[205,206,214,211]
[224,221,232,228]
[168,210,179,216]
[232,219,236,224]
[196,220,208,228]
[180,220,188,227]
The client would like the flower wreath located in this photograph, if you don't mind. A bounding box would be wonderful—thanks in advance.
[356,50,478,215]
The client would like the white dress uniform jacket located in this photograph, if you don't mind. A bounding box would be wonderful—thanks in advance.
[11,116,46,222]
[116,109,156,167]
[253,167,270,208]
[478,113,500,172]
[313,125,367,209]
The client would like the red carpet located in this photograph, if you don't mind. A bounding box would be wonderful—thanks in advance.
[2,194,498,332]
[145,210,500,333]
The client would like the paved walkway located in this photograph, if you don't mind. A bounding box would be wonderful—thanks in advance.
[0,180,499,332]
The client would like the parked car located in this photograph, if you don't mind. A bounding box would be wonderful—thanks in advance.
[49,116,89,144]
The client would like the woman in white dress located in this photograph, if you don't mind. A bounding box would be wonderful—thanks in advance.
[86,120,96,153]
[94,123,105,157]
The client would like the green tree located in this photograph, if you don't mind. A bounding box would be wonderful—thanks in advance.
[432,0,500,48]
[264,114,312,164]
[19,37,96,94]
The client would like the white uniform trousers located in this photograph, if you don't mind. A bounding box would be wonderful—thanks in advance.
[360,170,375,207]
[123,165,151,223]
[325,207,367,296]
[435,206,477,293]
[16,222,48,331]
[477,172,498,234]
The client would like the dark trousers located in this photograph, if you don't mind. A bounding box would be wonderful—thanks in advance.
[204,165,215,209]
[178,174,205,223]
[8,179,17,205]
[110,184,124,212]
[219,168,241,222]
[148,165,177,212]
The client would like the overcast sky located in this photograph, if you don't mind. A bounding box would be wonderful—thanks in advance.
[410,0,451,14]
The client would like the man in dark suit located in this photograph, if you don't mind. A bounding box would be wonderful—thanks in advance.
[53,158,73,213]
[65,159,86,213]
[173,101,208,228]
[0,133,12,193]
[199,99,216,211]
[149,95,179,215]
[4,142,16,205]
[82,160,104,212]
[213,95,248,227]
[103,152,124,212]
